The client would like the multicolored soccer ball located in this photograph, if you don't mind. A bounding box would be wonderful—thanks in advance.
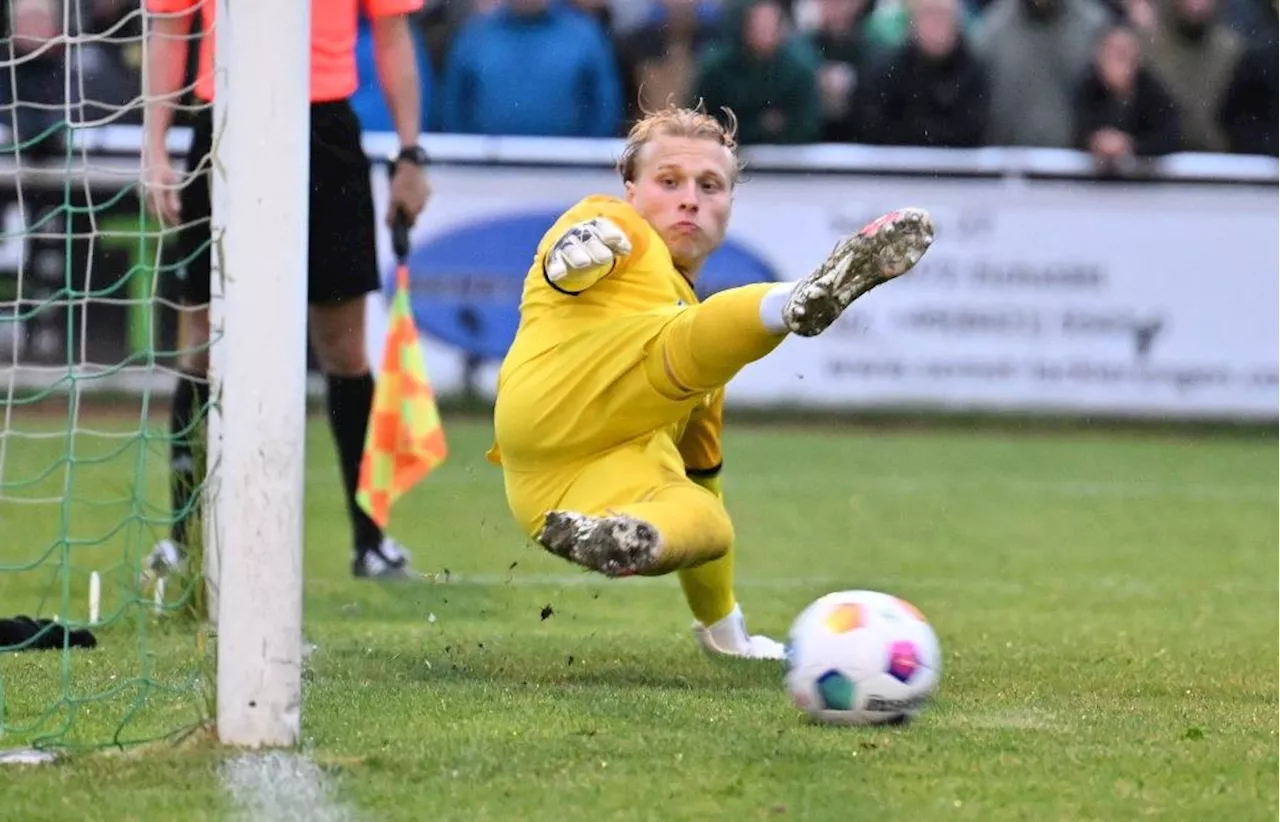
[784,590,941,726]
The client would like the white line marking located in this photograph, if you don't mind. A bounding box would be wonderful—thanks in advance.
[221,752,353,822]
[0,748,58,766]
[88,571,100,624]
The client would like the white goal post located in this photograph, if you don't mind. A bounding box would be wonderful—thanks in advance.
[204,0,311,748]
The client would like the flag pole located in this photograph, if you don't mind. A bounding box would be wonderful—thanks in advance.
[355,211,448,529]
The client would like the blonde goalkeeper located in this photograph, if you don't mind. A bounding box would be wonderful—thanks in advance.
[486,105,934,659]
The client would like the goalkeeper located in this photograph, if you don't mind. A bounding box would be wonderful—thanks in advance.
[486,104,934,659]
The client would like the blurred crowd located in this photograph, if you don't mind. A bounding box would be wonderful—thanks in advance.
[3,0,143,149]
[2,0,1277,167]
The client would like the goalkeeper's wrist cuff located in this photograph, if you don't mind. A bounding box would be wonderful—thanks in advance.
[544,257,616,295]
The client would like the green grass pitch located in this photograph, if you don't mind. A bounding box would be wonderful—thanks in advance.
[1,409,1276,821]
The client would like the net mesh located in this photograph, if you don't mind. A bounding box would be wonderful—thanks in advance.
[0,0,214,751]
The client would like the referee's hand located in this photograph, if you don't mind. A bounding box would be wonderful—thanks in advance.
[387,160,430,228]
[141,149,181,227]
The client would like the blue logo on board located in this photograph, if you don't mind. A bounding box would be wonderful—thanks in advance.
[385,210,778,361]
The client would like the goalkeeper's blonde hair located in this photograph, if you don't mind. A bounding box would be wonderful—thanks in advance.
[618,103,743,186]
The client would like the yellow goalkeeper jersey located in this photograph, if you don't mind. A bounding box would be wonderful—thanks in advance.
[486,194,724,475]
[503,194,690,370]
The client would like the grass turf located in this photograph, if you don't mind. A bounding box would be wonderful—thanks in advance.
[1,411,1276,821]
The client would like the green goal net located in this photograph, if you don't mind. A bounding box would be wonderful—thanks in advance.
[0,0,214,753]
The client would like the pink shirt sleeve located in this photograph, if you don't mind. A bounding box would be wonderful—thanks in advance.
[362,0,423,19]
[145,0,200,13]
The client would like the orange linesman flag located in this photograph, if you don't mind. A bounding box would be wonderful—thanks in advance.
[356,216,447,529]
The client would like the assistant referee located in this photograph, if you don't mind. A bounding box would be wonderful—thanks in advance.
[141,0,432,579]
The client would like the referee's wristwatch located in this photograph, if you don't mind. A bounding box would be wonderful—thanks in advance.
[394,145,429,168]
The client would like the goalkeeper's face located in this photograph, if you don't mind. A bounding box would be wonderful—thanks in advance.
[625,135,734,275]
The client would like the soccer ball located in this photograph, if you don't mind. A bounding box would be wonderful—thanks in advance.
[784,589,941,726]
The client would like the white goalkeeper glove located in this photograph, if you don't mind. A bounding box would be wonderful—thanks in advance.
[544,217,632,293]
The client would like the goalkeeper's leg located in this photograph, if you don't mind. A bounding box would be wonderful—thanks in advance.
[525,444,783,659]
[542,498,783,660]
[531,439,733,578]
[532,207,936,576]
[495,208,933,477]
[647,207,935,398]
[677,472,784,660]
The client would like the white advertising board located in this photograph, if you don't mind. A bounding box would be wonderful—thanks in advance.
[367,163,1278,421]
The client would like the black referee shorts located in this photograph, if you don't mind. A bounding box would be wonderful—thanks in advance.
[175,99,380,306]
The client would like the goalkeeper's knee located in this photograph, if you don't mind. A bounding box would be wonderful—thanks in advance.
[639,482,735,575]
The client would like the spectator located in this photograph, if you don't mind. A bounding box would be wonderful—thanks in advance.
[440,0,622,137]
[1097,0,1160,29]
[608,0,672,34]
[74,0,144,127]
[1217,0,1277,155]
[569,0,611,28]
[553,0,666,33]
[694,0,822,144]
[616,1,721,126]
[1144,0,1243,152]
[1074,22,1181,169]
[856,0,989,146]
[6,0,66,157]
[971,0,1109,147]
[1218,0,1270,37]
[861,0,978,52]
[803,0,874,142]
[417,0,486,79]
